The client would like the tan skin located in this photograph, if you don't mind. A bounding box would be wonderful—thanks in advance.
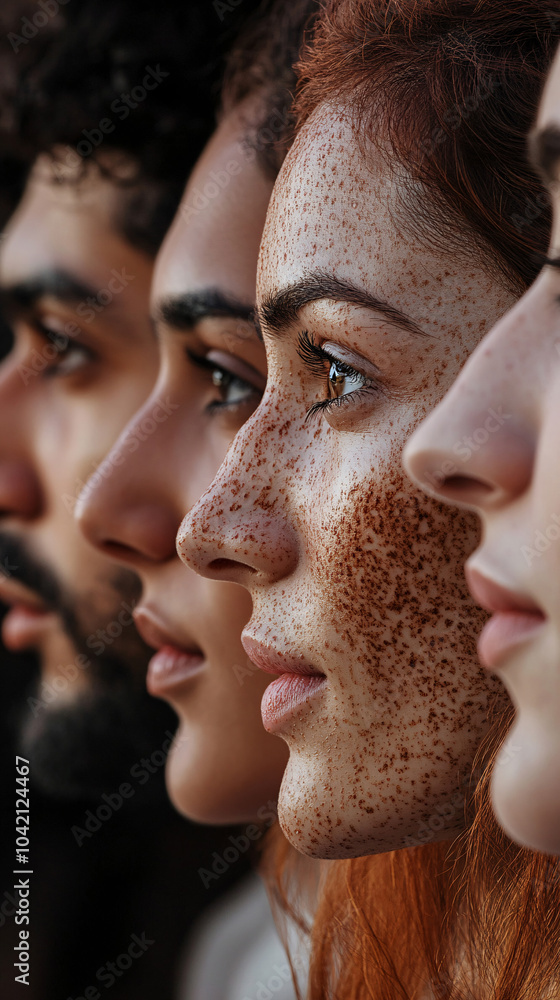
[0,153,156,687]
[77,106,289,824]
[179,104,513,860]
[405,49,560,857]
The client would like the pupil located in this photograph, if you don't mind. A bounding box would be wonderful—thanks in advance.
[329,362,345,397]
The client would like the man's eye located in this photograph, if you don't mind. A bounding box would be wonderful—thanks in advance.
[34,322,94,378]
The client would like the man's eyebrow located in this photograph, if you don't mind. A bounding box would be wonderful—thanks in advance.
[155,289,256,332]
[528,123,560,188]
[258,271,427,338]
[0,269,98,309]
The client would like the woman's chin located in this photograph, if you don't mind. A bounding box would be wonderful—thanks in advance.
[491,718,560,855]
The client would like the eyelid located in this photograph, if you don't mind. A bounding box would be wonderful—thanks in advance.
[186,348,266,393]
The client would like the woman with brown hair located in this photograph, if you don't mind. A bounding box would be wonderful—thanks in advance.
[181,1,560,996]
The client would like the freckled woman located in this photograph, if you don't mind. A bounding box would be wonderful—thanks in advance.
[181,2,560,996]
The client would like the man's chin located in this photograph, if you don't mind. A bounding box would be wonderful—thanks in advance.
[18,683,178,801]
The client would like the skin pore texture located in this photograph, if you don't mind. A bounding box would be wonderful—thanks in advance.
[179,104,514,860]
[0,152,173,796]
[404,49,560,857]
[77,104,289,824]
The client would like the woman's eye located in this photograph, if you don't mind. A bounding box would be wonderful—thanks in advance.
[327,360,368,400]
[210,366,258,408]
[46,343,93,377]
[186,348,263,413]
[297,330,383,422]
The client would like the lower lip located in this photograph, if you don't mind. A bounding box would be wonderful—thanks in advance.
[477,610,546,670]
[146,644,205,696]
[260,673,327,733]
[2,604,54,652]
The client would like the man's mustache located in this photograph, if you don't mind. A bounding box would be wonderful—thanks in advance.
[0,531,64,611]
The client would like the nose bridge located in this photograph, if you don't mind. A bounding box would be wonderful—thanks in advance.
[178,400,299,583]
[76,389,182,561]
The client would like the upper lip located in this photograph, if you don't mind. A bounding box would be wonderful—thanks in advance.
[465,564,544,617]
[0,576,48,612]
[241,634,325,677]
[133,604,203,656]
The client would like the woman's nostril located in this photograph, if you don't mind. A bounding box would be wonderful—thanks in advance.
[440,475,494,498]
[209,558,248,575]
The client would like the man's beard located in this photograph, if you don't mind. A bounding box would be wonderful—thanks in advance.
[0,531,178,800]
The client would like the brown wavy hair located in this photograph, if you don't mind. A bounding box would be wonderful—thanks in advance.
[261,2,560,997]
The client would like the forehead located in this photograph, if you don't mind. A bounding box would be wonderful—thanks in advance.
[152,105,274,310]
[538,46,560,129]
[1,156,132,289]
[257,103,440,306]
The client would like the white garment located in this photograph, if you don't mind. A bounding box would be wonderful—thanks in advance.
[178,873,300,1000]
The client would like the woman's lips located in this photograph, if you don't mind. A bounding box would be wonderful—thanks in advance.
[242,635,327,733]
[465,566,546,670]
[134,607,205,697]
[146,645,205,697]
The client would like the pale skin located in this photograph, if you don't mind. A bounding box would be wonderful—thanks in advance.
[405,48,560,857]
[77,105,290,824]
[179,103,514,860]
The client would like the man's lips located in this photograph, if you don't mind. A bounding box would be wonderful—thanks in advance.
[465,565,546,670]
[241,635,327,733]
[0,577,56,652]
[134,607,205,696]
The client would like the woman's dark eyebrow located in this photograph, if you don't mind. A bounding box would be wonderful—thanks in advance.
[528,123,560,187]
[155,289,256,333]
[258,270,427,338]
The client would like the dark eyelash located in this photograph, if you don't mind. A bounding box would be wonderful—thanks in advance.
[297,329,383,423]
[533,252,560,271]
[296,329,329,377]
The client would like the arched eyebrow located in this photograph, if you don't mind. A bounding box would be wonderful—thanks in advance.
[258,271,428,339]
[528,123,560,188]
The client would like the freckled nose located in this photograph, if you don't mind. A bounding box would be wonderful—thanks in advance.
[178,469,299,588]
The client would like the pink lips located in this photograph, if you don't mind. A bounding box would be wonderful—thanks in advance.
[465,566,546,670]
[241,635,327,732]
[134,608,205,697]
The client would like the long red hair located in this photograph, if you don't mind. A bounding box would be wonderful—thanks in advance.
[261,3,560,997]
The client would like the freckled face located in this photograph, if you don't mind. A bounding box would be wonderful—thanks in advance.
[179,105,513,859]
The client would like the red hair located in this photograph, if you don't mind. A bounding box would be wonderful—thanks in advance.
[261,3,560,996]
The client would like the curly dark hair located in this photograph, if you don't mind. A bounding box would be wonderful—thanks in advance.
[0,0,265,254]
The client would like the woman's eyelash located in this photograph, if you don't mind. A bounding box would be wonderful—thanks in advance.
[296,329,330,377]
[297,329,382,422]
